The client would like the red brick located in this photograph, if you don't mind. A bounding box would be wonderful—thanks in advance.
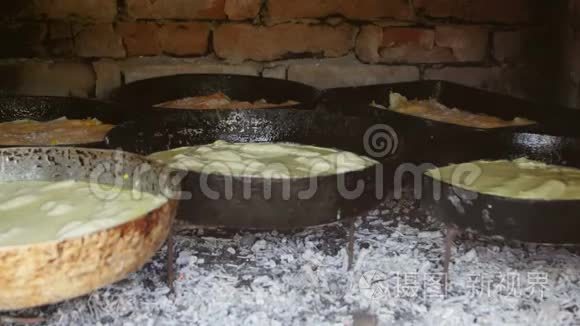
[415,0,537,23]
[214,23,357,63]
[35,0,116,22]
[225,0,262,20]
[126,0,226,19]
[117,23,162,56]
[117,23,210,57]
[356,25,454,64]
[382,27,434,49]
[159,23,210,56]
[379,45,454,63]
[74,24,125,58]
[266,0,413,22]
[355,25,382,63]
[435,26,489,62]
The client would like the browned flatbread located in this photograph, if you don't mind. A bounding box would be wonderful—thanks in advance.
[0,118,115,146]
[384,93,536,129]
[155,92,299,110]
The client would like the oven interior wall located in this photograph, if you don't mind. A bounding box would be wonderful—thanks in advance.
[560,0,580,108]
[0,0,576,108]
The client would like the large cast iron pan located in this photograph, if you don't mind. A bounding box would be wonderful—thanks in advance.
[317,80,580,165]
[420,131,580,243]
[105,109,398,229]
[0,147,177,310]
[110,74,321,111]
[0,95,132,148]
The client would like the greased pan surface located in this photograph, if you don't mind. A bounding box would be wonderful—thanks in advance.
[318,80,564,130]
[110,74,320,111]
[106,109,398,229]
[317,80,567,165]
[0,95,131,148]
[0,147,177,310]
[420,131,580,243]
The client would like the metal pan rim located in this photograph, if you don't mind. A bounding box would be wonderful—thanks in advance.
[424,174,580,204]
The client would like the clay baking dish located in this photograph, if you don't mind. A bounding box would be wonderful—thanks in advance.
[0,147,178,310]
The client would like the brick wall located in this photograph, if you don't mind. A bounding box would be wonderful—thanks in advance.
[0,0,567,105]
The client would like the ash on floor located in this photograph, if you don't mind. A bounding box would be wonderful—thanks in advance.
[6,196,580,326]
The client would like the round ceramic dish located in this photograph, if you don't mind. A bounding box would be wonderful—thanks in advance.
[0,147,178,310]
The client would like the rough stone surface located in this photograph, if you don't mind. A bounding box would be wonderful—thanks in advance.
[266,0,413,22]
[355,25,383,63]
[261,65,287,79]
[214,23,357,63]
[424,66,501,90]
[356,26,456,63]
[93,60,121,99]
[225,0,262,20]
[117,23,162,57]
[118,22,210,57]
[120,57,261,84]
[0,61,95,97]
[287,55,420,89]
[126,0,226,19]
[74,24,125,58]
[379,45,454,64]
[382,27,435,49]
[159,23,211,56]
[435,26,489,62]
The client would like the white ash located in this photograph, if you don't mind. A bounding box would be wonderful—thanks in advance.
[6,197,580,326]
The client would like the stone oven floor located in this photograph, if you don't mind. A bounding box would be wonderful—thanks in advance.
[6,193,580,325]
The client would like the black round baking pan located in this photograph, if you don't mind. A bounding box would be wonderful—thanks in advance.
[0,95,131,148]
[105,109,400,229]
[317,81,552,165]
[110,74,321,111]
[420,131,580,243]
